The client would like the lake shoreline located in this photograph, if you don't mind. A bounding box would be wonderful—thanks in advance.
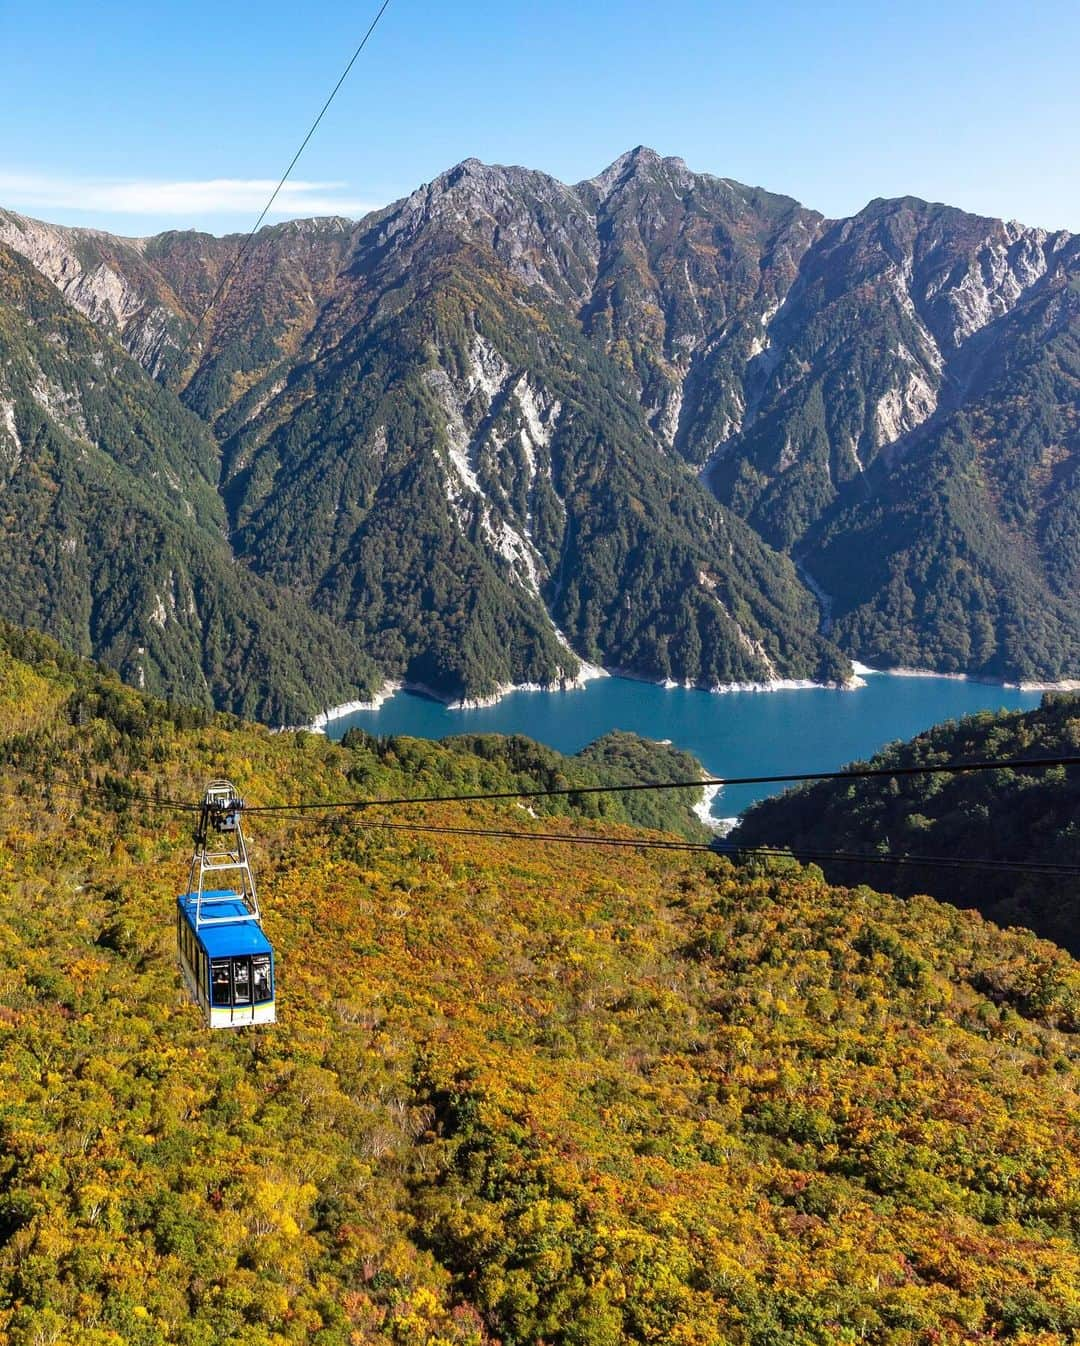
[311,663,866,732]
[309,662,610,729]
[854,661,1080,693]
[311,663,1042,824]
[605,665,865,697]
[309,681,404,730]
[306,657,1073,735]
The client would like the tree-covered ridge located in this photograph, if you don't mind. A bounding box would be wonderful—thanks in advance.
[1,171,851,704]
[216,241,846,696]
[732,691,1080,954]
[2,630,1080,1343]
[425,728,713,838]
[0,620,714,836]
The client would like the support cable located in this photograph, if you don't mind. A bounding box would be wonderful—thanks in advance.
[243,754,1080,814]
[331,816,1080,876]
[159,0,394,391]
[32,753,1080,879]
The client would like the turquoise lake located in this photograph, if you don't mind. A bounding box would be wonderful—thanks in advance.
[324,673,1043,820]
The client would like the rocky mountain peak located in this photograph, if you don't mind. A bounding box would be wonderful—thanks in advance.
[821,194,1072,352]
[367,156,598,300]
[437,156,492,189]
[423,155,562,200]
[3,151,1079,709]
[584,146,696,203]
[392,156,579,230]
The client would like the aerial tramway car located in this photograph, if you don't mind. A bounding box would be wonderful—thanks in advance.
[177,781,276,1028]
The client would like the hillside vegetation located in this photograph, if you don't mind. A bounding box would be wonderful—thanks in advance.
[732,693,1080,954]
[1,629,1080,1344]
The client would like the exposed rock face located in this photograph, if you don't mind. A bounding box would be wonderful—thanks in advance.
[0,210,181,372]
[0,398,20,483]
[418,334,563,605]
[703,197,1073,550]
[872,368,938,450]
[931,221,1055,347]
[0,214,132,324]
[1,149,1078,694]
[575,148,825,465]
[380,158,600,301]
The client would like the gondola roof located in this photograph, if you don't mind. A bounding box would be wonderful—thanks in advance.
[178,890,273,958]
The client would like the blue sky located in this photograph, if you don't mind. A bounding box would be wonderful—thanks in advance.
[2,0,1077,236]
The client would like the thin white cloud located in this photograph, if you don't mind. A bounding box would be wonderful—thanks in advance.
[0,171,381,220]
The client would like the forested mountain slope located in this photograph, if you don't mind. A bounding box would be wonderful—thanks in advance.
[732,692,1080,953]
[2,627,1080,1343]
[808,244,1080,679]
[0,175,846,703]
[2,148,1078,709]
[0,242,377,723]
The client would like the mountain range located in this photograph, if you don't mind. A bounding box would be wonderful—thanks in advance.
[1,147,1078,718]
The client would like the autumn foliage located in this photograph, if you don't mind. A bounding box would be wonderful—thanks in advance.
[1,628,1079,1344]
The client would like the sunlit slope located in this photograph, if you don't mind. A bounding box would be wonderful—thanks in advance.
[1,633,1080,1344]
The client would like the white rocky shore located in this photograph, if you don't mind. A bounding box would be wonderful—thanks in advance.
[306,651,1073,734]
[614,667,864,694]
[308,662,610,729]
[308,681,403,731]
[853,661,1080,692]
[444,659,609,710]
[692,781,725,831]
[309,658,871,731]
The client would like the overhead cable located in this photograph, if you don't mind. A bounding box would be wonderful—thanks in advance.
[161,0,394,390]
[323,817,1080,877]
[36,752,1080,880]
[242,754,1080,814]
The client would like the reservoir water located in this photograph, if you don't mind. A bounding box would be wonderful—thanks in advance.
[324,672,1044,821]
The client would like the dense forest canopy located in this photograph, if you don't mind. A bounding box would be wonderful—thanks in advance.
[1,625,1080,1343]
[733,692,1080,954]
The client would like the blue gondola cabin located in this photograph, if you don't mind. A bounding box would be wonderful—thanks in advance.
[179,781,276,1029]
[177,889,276,1028]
